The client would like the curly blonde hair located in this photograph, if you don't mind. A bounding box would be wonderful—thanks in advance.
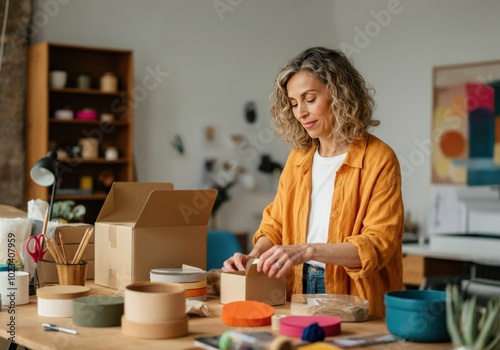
[270,47,379,151]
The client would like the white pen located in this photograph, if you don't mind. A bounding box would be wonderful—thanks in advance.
[42,323,78,335]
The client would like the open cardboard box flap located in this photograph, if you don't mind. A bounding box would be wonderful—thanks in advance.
[135,189,217,227]
[97,182,217,227]
[96,182,174,223]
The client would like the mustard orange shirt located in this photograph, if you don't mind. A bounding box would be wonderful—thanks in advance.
[253,133,404,317]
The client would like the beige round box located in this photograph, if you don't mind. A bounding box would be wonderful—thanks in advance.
[122,282,188,339]
[37,285,90,317]
[124,282,185,323]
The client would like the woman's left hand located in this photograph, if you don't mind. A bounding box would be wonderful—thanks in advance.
[256,244,311,278]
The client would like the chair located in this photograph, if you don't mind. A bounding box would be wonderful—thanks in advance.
[207,230,243,271]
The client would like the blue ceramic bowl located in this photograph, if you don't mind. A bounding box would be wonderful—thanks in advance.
[384,290,450,342]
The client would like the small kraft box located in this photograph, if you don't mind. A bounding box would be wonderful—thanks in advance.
[220,258,286,306]
[41,223,94,284]
[94,182,216,290]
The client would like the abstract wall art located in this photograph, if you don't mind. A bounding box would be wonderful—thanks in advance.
[432,61,500,185]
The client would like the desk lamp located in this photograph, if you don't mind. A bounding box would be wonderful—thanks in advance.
[30,151,59,219]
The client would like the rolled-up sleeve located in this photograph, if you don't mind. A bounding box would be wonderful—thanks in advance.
[344,177,403,279]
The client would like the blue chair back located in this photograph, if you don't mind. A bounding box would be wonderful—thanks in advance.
[207,230,242,270]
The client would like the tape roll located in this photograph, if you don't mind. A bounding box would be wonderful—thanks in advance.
[268,336,295,350]
[272,314,287,331]
[150,267,206,283]
[124,282,185,324]
[121,315,188,339]
[73,296,124,327]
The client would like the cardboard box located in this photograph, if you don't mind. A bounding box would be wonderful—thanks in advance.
[220,259,286,306]
[41,223,94,284]
[94,182,216,290]
[0,205,26,218]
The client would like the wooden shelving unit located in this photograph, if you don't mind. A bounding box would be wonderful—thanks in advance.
[25,42,134,223]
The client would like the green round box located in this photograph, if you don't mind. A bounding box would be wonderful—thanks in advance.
[73,296,124,327]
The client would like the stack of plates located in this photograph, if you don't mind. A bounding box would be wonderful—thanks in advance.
[150,266,207,301]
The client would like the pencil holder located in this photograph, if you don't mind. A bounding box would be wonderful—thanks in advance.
[56,261,88,286]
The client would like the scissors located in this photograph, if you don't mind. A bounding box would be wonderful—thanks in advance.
[26,234,48,288]
[26,234,48,263]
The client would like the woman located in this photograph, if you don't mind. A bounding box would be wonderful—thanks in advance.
[222,47,404,317]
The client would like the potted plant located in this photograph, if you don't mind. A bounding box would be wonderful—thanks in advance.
[51,201,86,223]
[446,284,500,350]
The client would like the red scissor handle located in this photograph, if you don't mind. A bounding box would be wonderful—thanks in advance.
[26,234,48,263]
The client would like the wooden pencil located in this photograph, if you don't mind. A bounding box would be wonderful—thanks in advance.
[59,232,68,264]
[73,228,94,264]
[71,228,88,264]
[53,239,64,264]
[47,239,63,264]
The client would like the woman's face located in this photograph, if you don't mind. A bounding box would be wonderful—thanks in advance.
[286,70,335,140]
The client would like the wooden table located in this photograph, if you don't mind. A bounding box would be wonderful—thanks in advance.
[0,284,451,350]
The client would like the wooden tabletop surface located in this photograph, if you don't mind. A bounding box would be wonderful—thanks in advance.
[0,283,452,350]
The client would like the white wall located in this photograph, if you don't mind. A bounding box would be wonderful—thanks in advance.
[330,0,500,238]
[33,0,500,239]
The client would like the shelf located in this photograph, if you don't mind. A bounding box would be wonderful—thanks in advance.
[50,119,129,126]
[50,87,128,97]
[55,193,108,201]
[26,42,134,225]
[58,158,129,164]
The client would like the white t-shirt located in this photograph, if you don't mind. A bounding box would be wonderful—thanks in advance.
[306,148,347,268]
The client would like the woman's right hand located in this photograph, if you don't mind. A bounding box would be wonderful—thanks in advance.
[222,236,274,272]
[221,253,253,272]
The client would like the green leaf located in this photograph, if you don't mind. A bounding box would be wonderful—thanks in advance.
[446,284,464,346]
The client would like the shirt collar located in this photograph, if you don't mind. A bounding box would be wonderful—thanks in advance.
[344,135,368,169]
[294,135,369,170]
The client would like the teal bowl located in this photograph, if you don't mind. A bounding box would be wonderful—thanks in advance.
[384,290,450,342]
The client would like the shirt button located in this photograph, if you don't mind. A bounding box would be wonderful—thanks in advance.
[333,210,339,216]
[336,181,341,186]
